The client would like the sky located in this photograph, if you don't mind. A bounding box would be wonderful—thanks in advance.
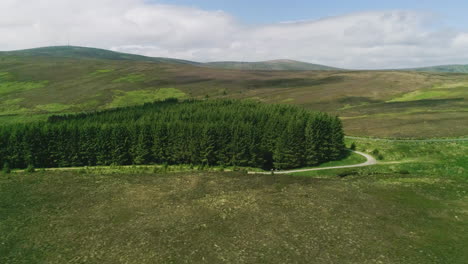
[1,0,468,69]
[155,0,468,27]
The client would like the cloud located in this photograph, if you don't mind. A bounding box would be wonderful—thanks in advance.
[1,0,468,69]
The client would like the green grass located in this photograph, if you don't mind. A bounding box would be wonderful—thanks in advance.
[0,80,48,96]
[90,69,115,75]
[0,98,29,115]
[1,133,467,263]
[112,73,145,83]
[390,86,467,102]
[106,88,187,108]
[0,114,50,125]
[0,72,13,80]
[35,103,71,112]
[288,151,367,171]
[1,169,466,264]
[317,150,367,167]
[292,138,468,178]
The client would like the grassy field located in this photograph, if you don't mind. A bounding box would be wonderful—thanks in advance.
[1,139,467,263]
[1,47,468,138]
[292,138,468,178]
[1,171,466,263]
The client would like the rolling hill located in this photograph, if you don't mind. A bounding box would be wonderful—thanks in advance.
[1,46,467,138]
[406,64,468,73]
[204,59,340,71]
[0,46,200,65]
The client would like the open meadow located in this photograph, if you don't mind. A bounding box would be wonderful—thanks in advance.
[1,139,467,264]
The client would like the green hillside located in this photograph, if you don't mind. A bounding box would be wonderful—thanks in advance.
[1,47,339,71]
[1,46,467,138]
[204,59,340,71]
[0,46,199,65]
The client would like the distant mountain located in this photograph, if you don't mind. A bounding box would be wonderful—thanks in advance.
[405,65,468,73]
[204,59,340,71]
[0,46,200,65]
[0,46,341,71]
[3,46,468,73]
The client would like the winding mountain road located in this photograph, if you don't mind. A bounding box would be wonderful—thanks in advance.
[248,151,377,175]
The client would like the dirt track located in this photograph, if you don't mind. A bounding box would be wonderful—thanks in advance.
[248,151,377,175]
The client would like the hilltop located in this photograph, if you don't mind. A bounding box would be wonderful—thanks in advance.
[1,46,467,138]
[0,46,199,65]
[1,46,338,71]
[4,46,468,72]
[204,59,340,71]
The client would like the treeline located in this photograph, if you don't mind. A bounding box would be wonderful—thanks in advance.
[0,99,345,170]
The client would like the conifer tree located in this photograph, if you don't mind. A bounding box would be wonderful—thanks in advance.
[0,99,345,170]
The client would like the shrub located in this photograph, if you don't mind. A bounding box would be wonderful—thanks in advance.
[337,170,358,178]
[371,149,380,155]
[377,154,384,160]
[2,162,11,174]
[25,164,36,173]
[399,169,410,175]
[350,142,356,151]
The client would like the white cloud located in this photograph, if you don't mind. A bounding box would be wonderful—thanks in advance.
[1,0,468,69]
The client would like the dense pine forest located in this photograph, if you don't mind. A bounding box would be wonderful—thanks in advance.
[0,99,345,170]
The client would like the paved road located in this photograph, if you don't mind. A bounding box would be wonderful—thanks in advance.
[346,136,468,142]
[248,151,377,175]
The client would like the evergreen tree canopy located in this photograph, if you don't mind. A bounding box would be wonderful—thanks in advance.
[0,99,345,170]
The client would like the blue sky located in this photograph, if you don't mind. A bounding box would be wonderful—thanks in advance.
[156,0,468,27]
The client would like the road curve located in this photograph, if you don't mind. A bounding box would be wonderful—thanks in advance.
[248,151,377,175]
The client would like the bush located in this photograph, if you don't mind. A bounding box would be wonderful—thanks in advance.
[377,154,384,160]
[337,170,358,178]
[25,164,36,173]
[350,142,356,151]
[2,162,11,174]
[399,169,410,175]
[371,149,380,155]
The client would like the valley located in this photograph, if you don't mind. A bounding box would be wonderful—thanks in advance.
[1,47,468,138]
